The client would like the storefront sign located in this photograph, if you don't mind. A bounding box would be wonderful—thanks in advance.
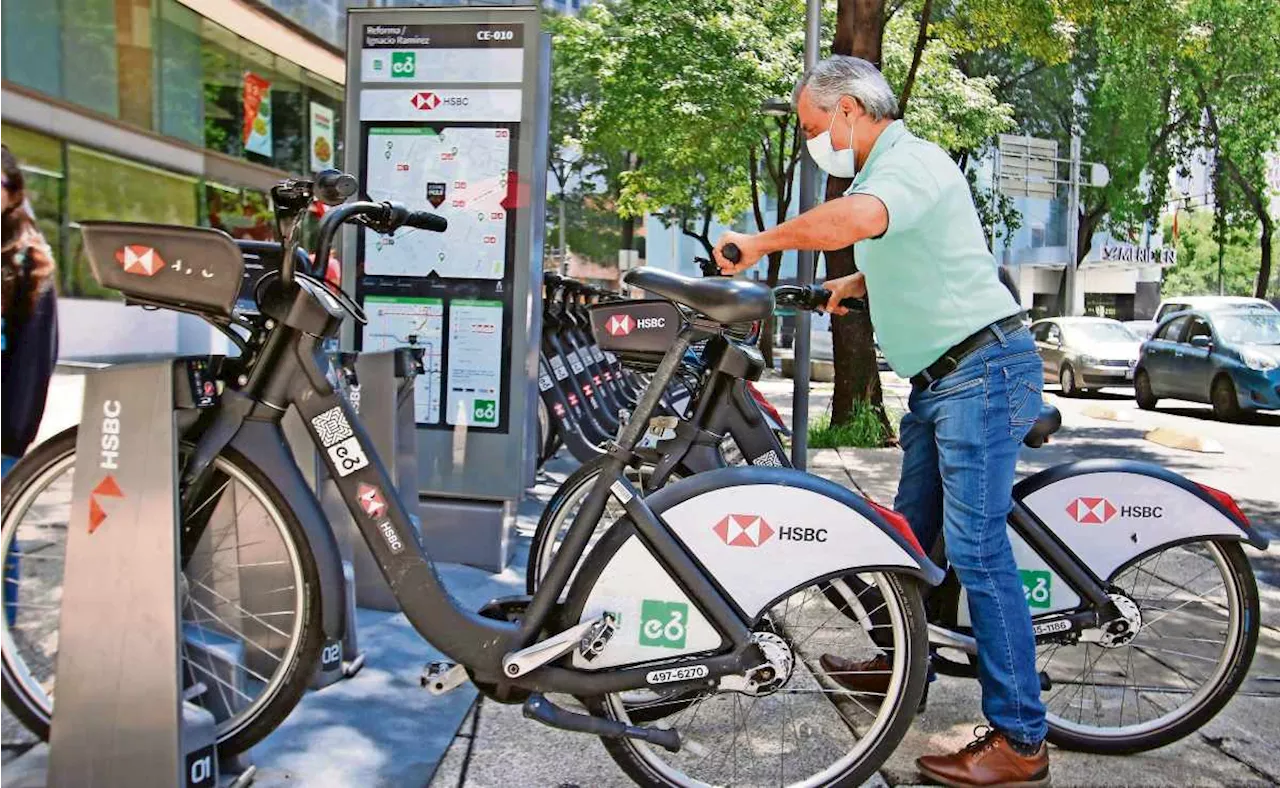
[309,101,335,172]
[1098,243,1176,267]
[243,72,273,157]
[358,88,522,122]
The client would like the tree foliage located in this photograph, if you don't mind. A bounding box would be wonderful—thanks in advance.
[1160,210,1268,298]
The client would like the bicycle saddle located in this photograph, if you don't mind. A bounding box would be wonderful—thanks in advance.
[624,267,775,325]
[1023,403,1061,448]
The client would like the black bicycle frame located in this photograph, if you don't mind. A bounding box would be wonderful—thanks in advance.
[192,282,761,694]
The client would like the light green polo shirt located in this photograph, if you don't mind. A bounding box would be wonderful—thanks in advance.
[845,120,1021,377]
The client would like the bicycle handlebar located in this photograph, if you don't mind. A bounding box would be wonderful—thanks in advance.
[305,200,448,286]
[773,284,866,313]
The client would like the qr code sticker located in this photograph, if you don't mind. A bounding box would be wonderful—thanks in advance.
[312,406,353,447]
[327,437,369,477]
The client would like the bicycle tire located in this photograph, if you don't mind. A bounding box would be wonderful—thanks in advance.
[584,571,929,788]
[1,427,323,754]
[1045,540,1259,754]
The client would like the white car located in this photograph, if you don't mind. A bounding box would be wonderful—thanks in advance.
[1154,296,1277,324]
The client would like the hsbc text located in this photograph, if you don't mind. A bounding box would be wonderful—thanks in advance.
[101,400,122,469]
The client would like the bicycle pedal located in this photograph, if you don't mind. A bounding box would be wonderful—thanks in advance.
[422,661,469,695]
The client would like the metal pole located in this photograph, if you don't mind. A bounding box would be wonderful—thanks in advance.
[559,191,568,275]
[791,0,820,471]
[1065,133,1083,316]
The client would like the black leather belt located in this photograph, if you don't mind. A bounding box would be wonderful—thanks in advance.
[910,314,1027,388]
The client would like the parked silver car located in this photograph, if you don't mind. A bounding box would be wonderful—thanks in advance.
[1031,317,1143,396]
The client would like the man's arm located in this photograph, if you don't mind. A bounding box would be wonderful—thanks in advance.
[713,194,888,273]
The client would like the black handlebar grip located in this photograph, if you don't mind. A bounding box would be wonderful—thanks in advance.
[315,169,357,206]
[722,243,742,264]
[405,211,448,233]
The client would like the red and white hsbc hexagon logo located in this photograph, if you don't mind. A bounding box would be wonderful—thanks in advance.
[713,514,775,547]
[606,314,634,337]
[411,91,441,110]
[115,245,166,276]
[1065,496,1117,524]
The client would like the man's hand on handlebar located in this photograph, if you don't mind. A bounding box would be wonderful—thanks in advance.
[713,232,763,274]
[821,273,867,316]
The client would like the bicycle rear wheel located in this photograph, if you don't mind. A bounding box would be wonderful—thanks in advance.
[1,427,322,754]
[588,571,928,787]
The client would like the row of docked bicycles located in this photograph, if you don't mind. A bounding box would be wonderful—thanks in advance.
[2,170,1267,786]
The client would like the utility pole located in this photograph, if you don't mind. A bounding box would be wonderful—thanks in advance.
[790,0,820,470]
[1064,133,1084,316]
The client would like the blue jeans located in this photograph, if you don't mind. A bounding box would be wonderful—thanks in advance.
[895,324,1048,745]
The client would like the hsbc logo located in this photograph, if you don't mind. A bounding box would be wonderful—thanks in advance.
[114,245,165,276]
[411,92,440,110]
[712,514,827,547]
[1065,497,1165,524]
[605,314,665,337]
[411,92,469,111]
[714,514,774,547]
[1066,497,1116,524]
[606,314,634,336]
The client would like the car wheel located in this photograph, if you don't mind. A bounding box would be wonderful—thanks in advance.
[1059,363,1079,397]
[1211,376,1243,422]
[1135,369,1158,410]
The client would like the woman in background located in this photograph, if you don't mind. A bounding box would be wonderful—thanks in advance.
[1,144,59,476]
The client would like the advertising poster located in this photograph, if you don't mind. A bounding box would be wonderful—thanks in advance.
[243,72,273,157]
[309,101,335,172]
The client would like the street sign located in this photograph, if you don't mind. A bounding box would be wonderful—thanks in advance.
[997,134,1059,200]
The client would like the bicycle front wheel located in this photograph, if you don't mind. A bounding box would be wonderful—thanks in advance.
[1,427,322,754]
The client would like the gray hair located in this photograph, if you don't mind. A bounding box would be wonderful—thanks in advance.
[792,56,899,120]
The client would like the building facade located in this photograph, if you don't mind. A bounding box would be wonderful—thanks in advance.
[2,0,345,359]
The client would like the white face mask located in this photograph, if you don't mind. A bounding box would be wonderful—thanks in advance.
[806,107,858,178]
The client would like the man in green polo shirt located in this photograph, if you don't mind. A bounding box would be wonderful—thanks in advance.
[715,55,1049,787]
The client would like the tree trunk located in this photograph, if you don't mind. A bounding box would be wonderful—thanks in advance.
[1221,155,1275,300]
[826,0,891,441]
[896,0,932,115]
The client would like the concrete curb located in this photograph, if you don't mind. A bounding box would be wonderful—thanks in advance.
[1144,426,1226,453]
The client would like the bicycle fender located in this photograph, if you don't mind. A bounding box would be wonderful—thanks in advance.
[1014,459,1268,587]
[564,467,941,670]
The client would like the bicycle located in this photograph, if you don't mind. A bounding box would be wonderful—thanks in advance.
[527,246,1268,754]
[3,172,942,786]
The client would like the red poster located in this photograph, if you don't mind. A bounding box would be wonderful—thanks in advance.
[243,72,271,145]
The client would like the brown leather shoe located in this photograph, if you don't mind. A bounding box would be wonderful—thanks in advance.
[819,653,892,694]
[916,727,1050,788]
[819,653,929,712]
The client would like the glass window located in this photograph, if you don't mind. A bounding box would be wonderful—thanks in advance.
[157,0,204,145]
[1,0,62,97]
[269,58,307,175]
[1046,324,1062,344]
[205,182,273,241]
[201,19,244,158]
[65,146,199,298]
[1157,315,1189,342]
[1031,322,1049,341]
[62,0,120,118]
[1185,318,1213,344]
[115,0,155,129]
[1,124,67,275]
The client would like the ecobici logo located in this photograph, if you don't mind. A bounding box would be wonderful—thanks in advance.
[472,399,497,425]
[391,51,416,78]
[1020,569,1052,609]
[640,599,688,649]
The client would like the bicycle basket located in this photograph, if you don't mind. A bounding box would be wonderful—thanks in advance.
[589,298,683,368]
[80,222,245,318]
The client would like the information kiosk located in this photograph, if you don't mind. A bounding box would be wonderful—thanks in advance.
[342,7,549,571]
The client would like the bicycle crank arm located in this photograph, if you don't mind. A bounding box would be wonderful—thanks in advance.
[523,693,681,753]
[502,615,614,678]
